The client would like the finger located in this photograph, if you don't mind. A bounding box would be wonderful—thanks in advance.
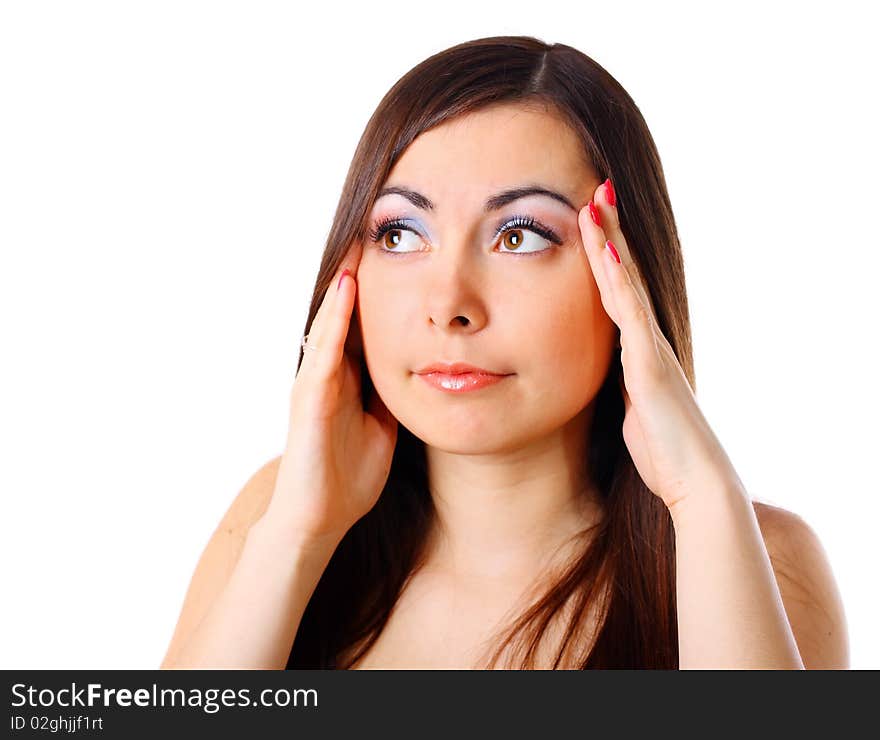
[299,267,340,368]
[602,238,662,380]
[593,178,658,321]
[315,242,365,333]
[303,263,352,371]
[307,249,361,348]
[318,267,357,374]
[298,238,367,384]
[577,199,618,323]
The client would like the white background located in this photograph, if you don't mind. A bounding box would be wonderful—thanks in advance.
[1,1,877,669]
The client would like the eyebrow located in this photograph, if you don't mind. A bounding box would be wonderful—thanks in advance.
[374,184,578,213]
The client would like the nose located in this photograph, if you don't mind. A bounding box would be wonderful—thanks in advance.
[424,242,488,334]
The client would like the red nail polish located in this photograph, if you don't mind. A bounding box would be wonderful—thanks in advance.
[588,200,601,227]
[337,268,350,291]
[604,178,616,207]
[606,240,620,264]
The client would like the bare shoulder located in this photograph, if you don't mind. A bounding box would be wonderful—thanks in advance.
[751,500,850,669]
[219,455,284,534]
[160,455,283,668]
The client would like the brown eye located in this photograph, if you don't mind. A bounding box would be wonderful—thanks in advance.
[368,219,422,255]
[494,216,559,255]
[383,230,403,249]
[502,229,525,251]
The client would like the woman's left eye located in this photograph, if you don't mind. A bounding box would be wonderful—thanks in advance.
[494,216,561,255]
[367,215,563,257]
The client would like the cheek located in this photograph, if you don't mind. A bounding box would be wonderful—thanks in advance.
[356,275,411,370]
[356,257,614,381]
[512,276,614,387]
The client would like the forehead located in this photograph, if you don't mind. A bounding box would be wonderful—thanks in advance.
[380,104,593,212]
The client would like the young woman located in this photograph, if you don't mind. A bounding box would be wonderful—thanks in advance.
[161,35,848,670]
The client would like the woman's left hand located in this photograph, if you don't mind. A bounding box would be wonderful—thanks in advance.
[578,178,743,513]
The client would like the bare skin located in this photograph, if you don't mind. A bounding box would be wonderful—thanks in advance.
[341,103,614,668]
[161,455,847,669]
[345,103,847,669]
[355,103,615,582]
[344,527,607,670]
[161,102,849,670]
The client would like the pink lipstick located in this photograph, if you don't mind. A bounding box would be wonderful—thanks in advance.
[413,362,512,394]
[417,371,510,393]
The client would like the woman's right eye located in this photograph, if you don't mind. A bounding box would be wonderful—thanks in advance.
[368,219,423,256]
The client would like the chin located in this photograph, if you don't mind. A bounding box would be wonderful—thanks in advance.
[412,429,524,455]
[395,405,536,455]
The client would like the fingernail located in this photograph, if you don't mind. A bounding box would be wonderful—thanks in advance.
[606,240,620,264]
[604,178,616,207]
[337,268,351,291]
[588,200,601,227]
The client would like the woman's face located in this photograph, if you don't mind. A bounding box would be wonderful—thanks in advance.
[354,103,618,452]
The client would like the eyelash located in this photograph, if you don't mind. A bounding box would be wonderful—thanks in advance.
[366,214,563,257]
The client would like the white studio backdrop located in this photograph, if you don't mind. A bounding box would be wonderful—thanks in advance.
[1,1,877,669]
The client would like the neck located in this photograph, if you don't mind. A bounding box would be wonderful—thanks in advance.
[420,405,604,588]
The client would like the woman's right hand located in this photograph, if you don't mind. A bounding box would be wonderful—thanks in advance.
[261,243,398,547]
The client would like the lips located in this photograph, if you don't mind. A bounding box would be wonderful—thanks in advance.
[416,371,510,393]
[413,362,513,394]
[414,362,508,376]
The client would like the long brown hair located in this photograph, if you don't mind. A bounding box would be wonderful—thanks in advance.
[286,35,692,669]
